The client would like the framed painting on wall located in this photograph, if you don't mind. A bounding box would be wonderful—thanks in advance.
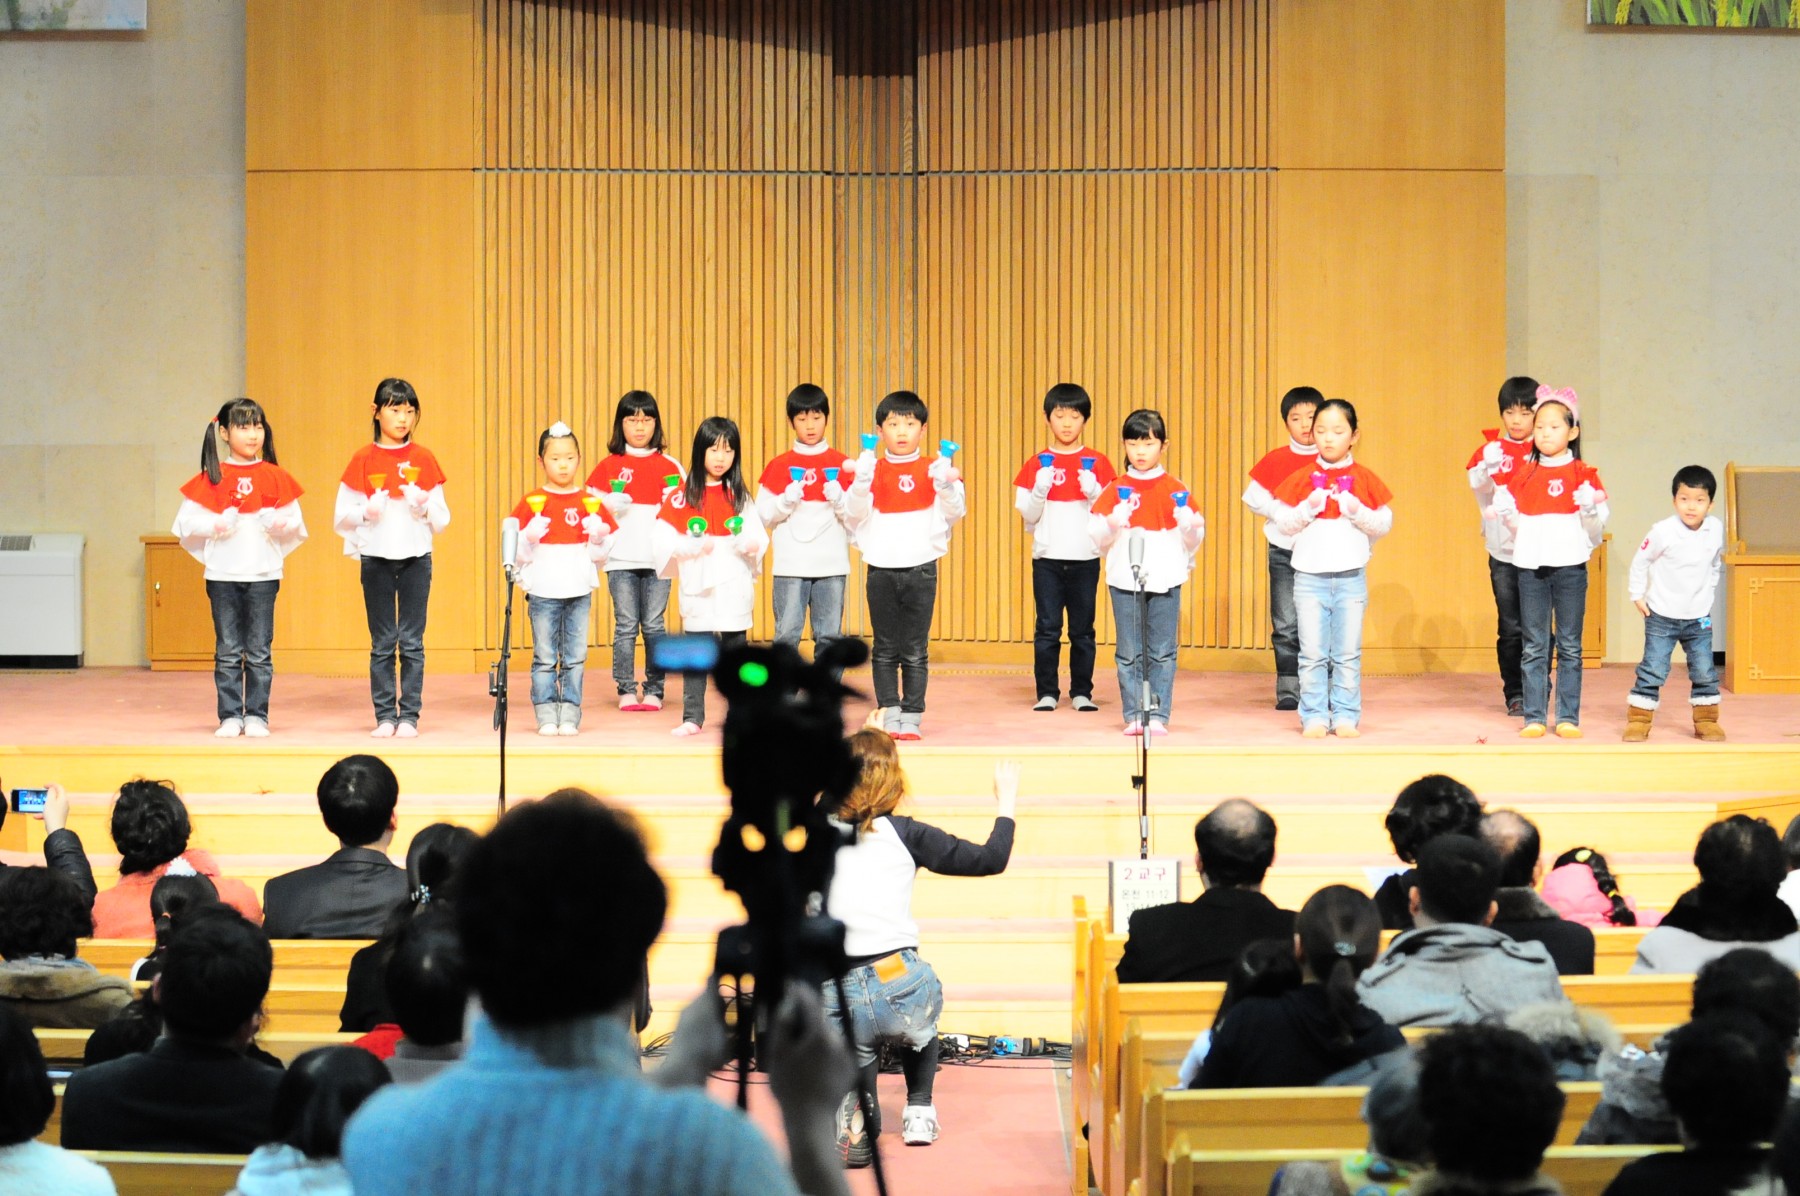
[1592,0,1799,25]
[0,0,146,31]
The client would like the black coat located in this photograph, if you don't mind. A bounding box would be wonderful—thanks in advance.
[1491,886,1597,976]
[1193,984,1406,1089]
[0,827,98,906]
[262,846,409,939]
[1115,888,1296,984]
[61,1037,284,1153]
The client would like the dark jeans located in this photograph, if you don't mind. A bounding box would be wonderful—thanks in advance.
[1632,612,1720,707]
[1032,557,1100,700]
[682,630,747,727]
[361,553,432,724]
[1267,545,1299,702]
[608,568,669,698]
[206,579,279,722]
[866,562,938,716]
[1517,563,1587,726]
[1487,554,1524,704]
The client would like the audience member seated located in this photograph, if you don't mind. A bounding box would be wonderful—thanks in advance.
[1356,835,1565,1027]
[1413,1024,1567,1196]
[1502,1000,1621,1082]
[90,779,263,936]
[232,1046,392,1196]
[1116,799,1295,983]
[1193,885,1404,1089]
[1632,814,1800,973]
[62,905,283,1152]
[1480,809,1596,975]
[1779,813,1800,924]
[339,822,478,1033]
[1271,1050,1428,1196]
[0,867,133,1028]
[351,907,470,1081]
[1174,939,1300,1087]
[1601,1014,1790,1196]
[1372,774,1484,931]
[0,1006,118,1195]
[1541,846,1655,928]
[0,780,99,905]
[130,872,219,982]
[263,755,409,939]
[1580,947,1800,1145]
[341,789,854,1196]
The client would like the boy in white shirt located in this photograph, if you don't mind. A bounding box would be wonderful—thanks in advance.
[1624,465,1726,742]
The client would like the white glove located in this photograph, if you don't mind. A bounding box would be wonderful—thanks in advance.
[854,450,877,481]
[581,514,609,540]
[672,535,709,561]
[1302,488,1330,517]
[734,534,763,559]
[1336,490,1365,518]
[362,489,388,523]
[601,490,632,517]
[262,513,294,538]
[1078,469,1102,500]
[1106,502,1134,530]
[1030,466,1055,498]
[401,482,430,515]
[212,508,239,538]
[1481,440,1506,472]
[780,479,805,508]
[522,514,552,542]
[822,479,845,504]
[1172,505,1199,531]
[929,458,960,490]
[1573,481,1603,511]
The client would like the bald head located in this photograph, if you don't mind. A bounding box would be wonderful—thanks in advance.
[1194,799,1277,889]
[1480,810,1541,889]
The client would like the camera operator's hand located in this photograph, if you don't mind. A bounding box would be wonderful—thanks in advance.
[765,984,855,1196]
[651,984,732,1090]
[862,706,887,733]
[993,760,1020,820]
[38,784,70,835]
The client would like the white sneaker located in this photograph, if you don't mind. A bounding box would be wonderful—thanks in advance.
[901,1104,939,1146]
[371,722,396,738]
[243,717,270,738]
[395,722,419,738]
[215,718,243,738]
[641,694,664,711]
[670,721,703,737]
[538,723,560,737]
[557,723,579,736]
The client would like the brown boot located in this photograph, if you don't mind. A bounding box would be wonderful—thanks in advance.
[1693,703,1727,742]
[1622,705,1653,742]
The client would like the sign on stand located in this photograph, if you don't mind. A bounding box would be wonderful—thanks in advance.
[1108,857,1182,934]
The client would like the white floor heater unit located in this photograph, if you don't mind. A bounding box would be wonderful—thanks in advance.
[0,534,85,667]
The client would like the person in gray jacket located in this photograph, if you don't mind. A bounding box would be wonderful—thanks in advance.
[1355,834,1566,1028]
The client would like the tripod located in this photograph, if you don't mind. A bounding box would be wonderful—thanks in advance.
[1130,546,1154,860]
[489,569,519,819]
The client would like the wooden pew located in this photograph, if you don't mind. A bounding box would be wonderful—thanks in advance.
[81,938,365,987]
[78,1151,246,1196]
[1163,1141,1674,1196]
[37,1026,360,1064]
[40,1083,63,1145]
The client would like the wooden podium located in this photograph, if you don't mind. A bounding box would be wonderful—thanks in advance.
[1725,464,1800,694]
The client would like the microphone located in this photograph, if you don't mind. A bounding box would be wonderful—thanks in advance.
[1128,528,1145,585]
[500,521,519,582]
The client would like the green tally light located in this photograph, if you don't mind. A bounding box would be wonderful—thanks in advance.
[738,661,770,688]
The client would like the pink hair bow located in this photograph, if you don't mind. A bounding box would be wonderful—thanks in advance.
[1534,385,1579,416]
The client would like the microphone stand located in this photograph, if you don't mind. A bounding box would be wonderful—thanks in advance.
[490,566,518,818]
[1131,554,1153,860]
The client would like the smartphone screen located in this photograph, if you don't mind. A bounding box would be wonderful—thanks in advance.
[10,788,47,814]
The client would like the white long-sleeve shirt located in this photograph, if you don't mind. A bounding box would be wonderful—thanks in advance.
[841,450,967,569]
[1628,514,1724,621]
[1241,441,1320,551]
[1013,447,1117,560]
[1492,452,1608,570]
[651,484,768,632]
[1267,456,1393,574]
[172,461,308,582]
[1086,468,1205,593]
[332,484,449,560]
[754,441,852,578]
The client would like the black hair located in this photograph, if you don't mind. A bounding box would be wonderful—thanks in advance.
[1043,382,1093,420]
[1550,847,1637,927]
[1414,834,1502,926]
[683,415,749,514]
[1296,885,1382,1049]
[1312,397,1358,433]
[875,389,929,427]
[84,994,163,1065]
[1193,799,1278,888]
[456,789,666,1028]
[1525,394,1583,463]
[406,822,480,909]
[386,907,467,1048]
[786,382,831,420]
[111,779,192,876]
[1121,408,1167,443]
[157,905,273,1041]
[201,398,278,486]
[272,1046,392,1161]
[1497,376,1540,415]
[317,754,400,847]
[1417,1024,1564,1182]
[0,867,93,960]
[537,424,581,459]
[1279,386,1324,421]
[1663,1013,1791,1149]
[1208,939,1301,1035]
[1695,814,1786,903]
[1784,814,1800,872]
[371,377,420,442]
[140,873,221,981]
[1673,464,1718,500]
[1385,775,1483,865]
[1692,947,1800,1044]
[607,390,665,455]
[0,1006,53,1147]
[1479,810,1542,889]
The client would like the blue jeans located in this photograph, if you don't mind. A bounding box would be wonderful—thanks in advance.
[527,593,590,726]
[361,553,431,724]
[1516,563,1587,726]
[608,569,668,698]
[206,579,279,722]
[1294,569,1367,730]
[1267,546,1300,703]
[1110,585,1180,726]
[1631,611,1720,708]
[1033,557,1101,700]
[820,949,944,1070]
[772,574,846,652]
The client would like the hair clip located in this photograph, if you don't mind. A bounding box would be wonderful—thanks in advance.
[1533,385,1579,417]
[1333,941,1356,957]
[547,420,573,438]
[166,856,199,878]
[411,884,431,905]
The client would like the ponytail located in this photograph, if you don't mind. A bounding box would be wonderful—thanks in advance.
[1321,954,1363,1049]
[1295,884,1383,1047]
[1553,847,1637,927]
[201,419,224,485]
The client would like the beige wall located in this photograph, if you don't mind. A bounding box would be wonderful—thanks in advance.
[1507,2,1800,663]
[0,2,244,666]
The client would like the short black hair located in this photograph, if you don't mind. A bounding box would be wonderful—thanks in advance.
[1479,810,1542,889]
[1691,947,1800,1044]
[0,1006,53,1146]
[785,383,830,420]
[1121,408,1167,442]
[457,790,665,1029]
[1418,1024,1564,1181]
[1663,1013,1790,1148]
[1673,464,1717,499]
[317,755,400,846]
[607,389,665,455]
[386,908,467,1047]
[1784,813,1800,872]
[1279,386,1324,420]
[1414,834,1502,925]
[1193,799,1277,887]
[1498,376,1540,415]
[157,905,273,1041]
[0,867,93,960]
[1385,775,1483,865]
[1695,814,1786,902]
[1043,382,1092,420]
[875,390,928,426]
[111,779,191,875]
[1211,938,1301,1032]
[273,1046,391,1161]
